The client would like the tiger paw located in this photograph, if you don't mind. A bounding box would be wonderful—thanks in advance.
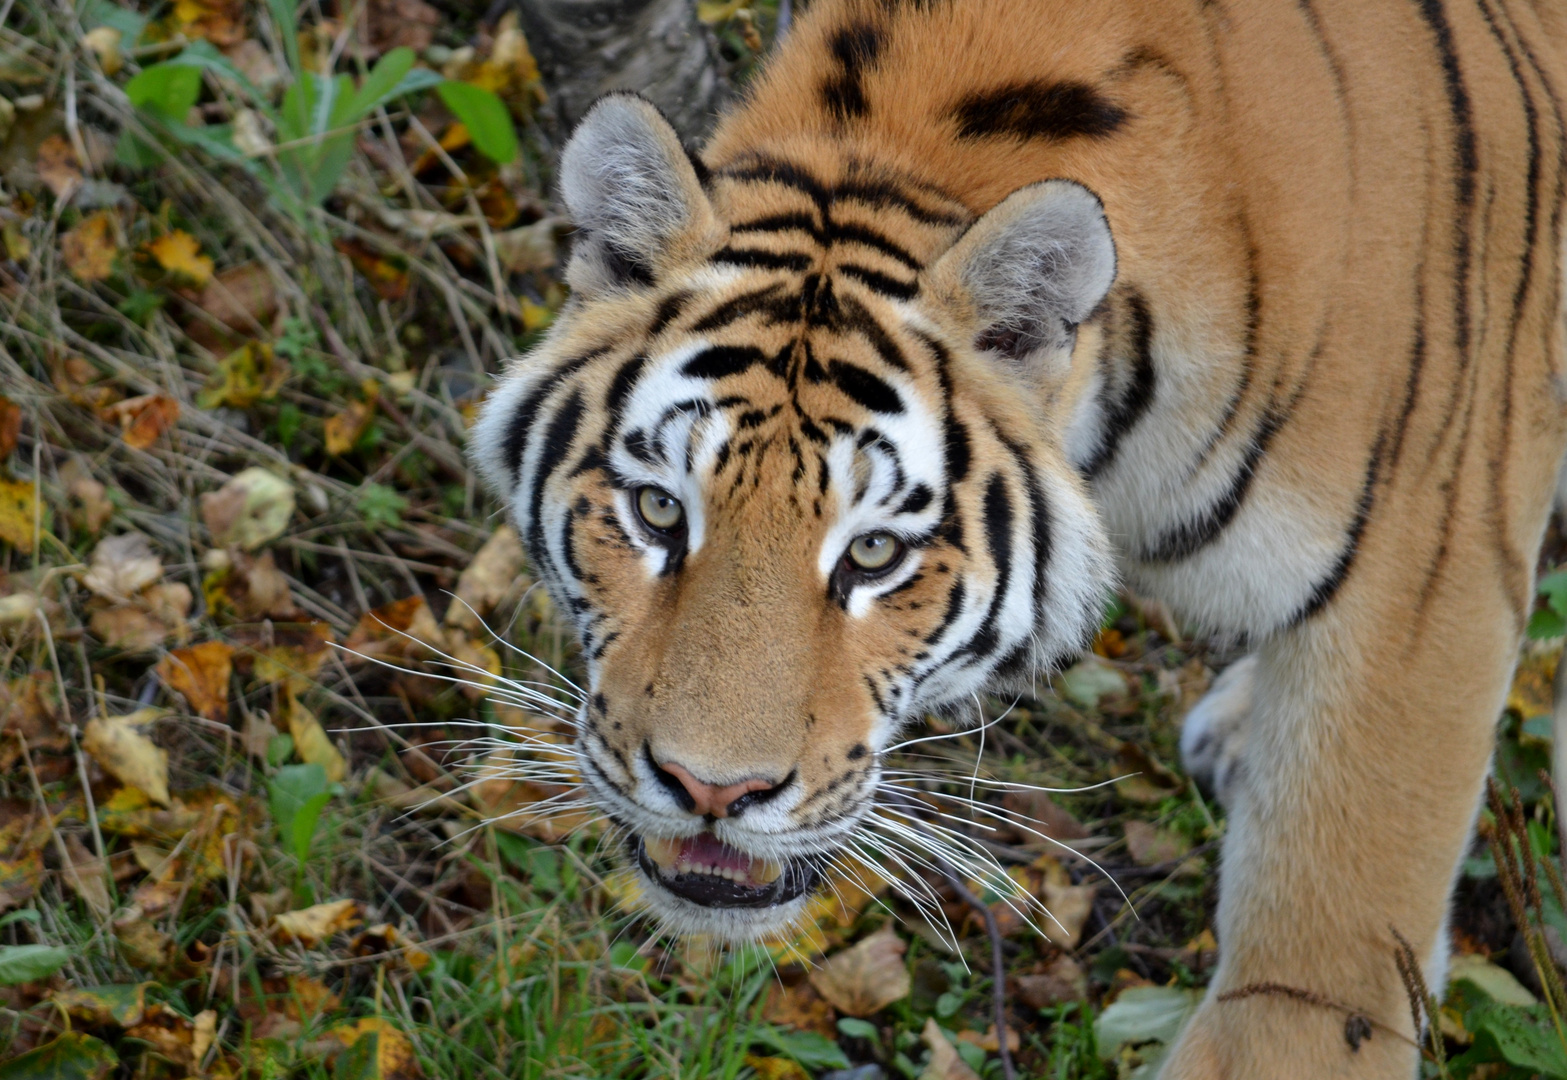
[1179,654,1257,806]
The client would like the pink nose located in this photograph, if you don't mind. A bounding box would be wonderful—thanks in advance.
[654,760,778,818]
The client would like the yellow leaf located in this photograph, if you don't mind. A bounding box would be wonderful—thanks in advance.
[197,342,288,410]
[0,477,37,552]
[697,0,746,23]
[199,467,296,550]
[744,1057,810,1080]
[156,642,233,722]
[83,708,170,806]
[1509,649,1557,722]
[273,898,361,946]
[518,298,553,332]
[53,982,150,1027]
[323,397,376,456]
[331,1017,422,1080]
[249,619,334,691]
[444,526,528,632]
[102,394,181,450]
[807,927,911,1017]
[147,230,213,287]
[286,692,346,781]
[37,135,82,201]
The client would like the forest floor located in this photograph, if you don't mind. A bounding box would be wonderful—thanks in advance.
[0,1,1564,1077]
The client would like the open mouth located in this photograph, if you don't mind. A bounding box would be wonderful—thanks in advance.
[634,832,818,909]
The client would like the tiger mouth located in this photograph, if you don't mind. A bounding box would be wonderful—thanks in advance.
[633,832,818,909]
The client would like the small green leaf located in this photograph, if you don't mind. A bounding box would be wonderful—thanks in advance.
[269,762,329,860]
[347,47,418,119]
[753,1027,852,1070]
[836,1017,879,1041]
[0,1032,119,1080]
[125,63,202,119]
[357,483,407,529]
[436,81,518,164]
[1529,605,1567,640]
[1462,1000,1567,1077]
[0,909,40,929]
[0,944,71,986]
[290,790,331,864]
[935,990,963,1018]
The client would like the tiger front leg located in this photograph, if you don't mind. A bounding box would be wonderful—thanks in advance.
[1157,580,1521,1079]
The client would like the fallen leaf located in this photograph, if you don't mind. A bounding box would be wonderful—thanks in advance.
[444,525,527,632]
[102,394,180,450]
[147,230,213,287]
[203,548,299,620]
[0,1032,119,1079]
[199,466,295,549]
[808,927,911,1017]
[1016,953,1087,1010]
[172,0,245,45]
[82,707,170,806]
[1034,855,1097,949]
[957,1025,1019,1054]
[0,942,71,985]
[919,1017,982,1080]
[52,982,150,1027]
[0,850,44,911]
[333,238,408,301]
[244,619,334,690]
[1124,820,1190,867]
[82,26,123,76]
[285,692,346,782]
[1094,985,1202,1063]
[1448,953,1538,1007]
[348,924,432,973]
[492,218,560,275]
[192,1008,217,1065]
[82,532,162,602]
[331,1017,422,1080]
[222,40,280,93]
[156,641,233,721]
[90,605,172,652]
[324,397,377,455]
[124,1002,200,1069]
[66,471,114,534]
[36,135,82,201]
[1000,789,1090,844]
[188,261,278,338]
[0,395,20,459]
[345,595,444,661]
[1112,742,1184,805]
[274,898,361,946]
[744,1057,810,1080]
[0,672,62,745]
[1509,649,1556,722]
[0,477,37,552]
[51,353,120,410]
[62,832,112,918]
[360,0,441,54]
[761,980,837,1038]
[60,211,120,283]
[1059,657,1129,708]
[197,342,288,410]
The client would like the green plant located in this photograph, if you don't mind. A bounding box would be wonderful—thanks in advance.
[1530,569,1567,639]
[357,483,407,528]
[268,762,333,867]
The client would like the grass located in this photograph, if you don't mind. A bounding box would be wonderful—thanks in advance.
[0,0,1562,1077]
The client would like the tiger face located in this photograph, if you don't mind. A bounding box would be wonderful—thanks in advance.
[472,95,1117,939]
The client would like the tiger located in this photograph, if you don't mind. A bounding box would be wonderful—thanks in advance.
[470,0,1567,1074]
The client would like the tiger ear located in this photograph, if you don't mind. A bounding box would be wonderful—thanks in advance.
[558,94,714,296]
[929,180,1116,379]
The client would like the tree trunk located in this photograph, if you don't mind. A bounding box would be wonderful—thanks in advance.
[512,0,728,144]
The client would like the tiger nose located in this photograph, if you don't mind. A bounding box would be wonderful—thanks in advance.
[650,756,787,818]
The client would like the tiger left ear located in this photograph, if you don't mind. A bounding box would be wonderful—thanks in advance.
[929,180,1117,378]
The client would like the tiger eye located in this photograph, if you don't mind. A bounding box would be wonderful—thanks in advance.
[636,487,685,533]
[847,532,902,572]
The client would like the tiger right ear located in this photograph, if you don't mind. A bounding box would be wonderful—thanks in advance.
[928,180,1117,380]
[558,94,715,296]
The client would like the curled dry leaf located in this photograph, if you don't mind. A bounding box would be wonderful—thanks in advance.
[345,595,444,662]
[197,342,289,410]
[60,212,119,282]
[102,394,180,450]
[444,525,527,632]
[0,476,37,552]
[188,260,278,336]
[82,708,171,806]
[1016,953,1088,1010]
[761,979,837,1038]
[919,1017,982,1080]
[324,396,377,455]
[83,532,162,602]
[37,134,82,201]
[284,691,346,782]
[204,548,299,620]
[146,230,213,287]
[1123,820,1190,867]
[156,641,234,721]
[199,467,296,550]
[332,1016,423,1080]
[62,832,112,918]
[90,593,189,652]
[1035,854,1097,949]
[808,926,912,1017]
[274,898,361,946]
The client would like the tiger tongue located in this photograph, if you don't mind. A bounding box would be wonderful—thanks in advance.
[643,832,783,885]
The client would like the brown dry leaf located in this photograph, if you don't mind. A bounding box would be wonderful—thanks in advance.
[345,595,444,662]
[172,0,245,45]
[62,832,112,918]
[0,477,37,553]
[468,11,543,106]
[103,394,180,450]
[274,898,361,946]
[920,1017,982,1080]
[1123,819,1190,866]
[204,548,299,620]
[761,980,837,1038]
[66,471,114,534]
[147,230,214,287]
[808,926,911,1017]
[0,395,20,459]
[332,1017,422,1080]
[744,1058,810,1080]
[82,532,162,602]
[349,923,432,973]
[36,134,82,201]
[142,581,192,636]
[1034,855,1097,949]
[246,619,334,690]
[199,467,295,549]
[124,1003,199,1069]
[197,342,289,410]
[1112,742,1183,804]
[1015,953,1087,1010]
[51,354,120,410]
[90,605,170,652]
[323,396,376,455]
[188,261,277,336]
[492,218,560,275]
[470,769,592,843]
[0,672,61,745]
[334,238,409,300]
[222,39,280,93]
[0,849,44,911]
[360,0,441,53]
[82,26,123,75]
[156,641,233,722]
[284,691,346,782]
[958,1026,1020,1055]
[83,708,170,806]
[445,633,501,699]
[1000,789,1090,844]
[445,525,527,632]
[60,211,118,282]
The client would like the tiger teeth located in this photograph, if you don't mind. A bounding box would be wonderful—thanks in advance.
[642,837,785,886]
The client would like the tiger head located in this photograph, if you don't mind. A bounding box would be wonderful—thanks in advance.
[472,96,1116,940]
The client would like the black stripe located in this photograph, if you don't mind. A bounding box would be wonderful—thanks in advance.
[682,345,769,380]
[951,80,1127,142]
[525,388,585,573]
[1142,411,1282,562]
[689,283,794,333]
[712,247,815,273]
[604,354,649,429]
[922,579,967,645]
[1082,290,1156,478]
[1286,436,1382,626]
[836,293,910,369]
[719,158,966,227]
[821,23,884,123]
[955,473,1014,658]
[502,352,600,481]
[838,263,918,300]
[829,360,903,413]
[730,212,821,236]
[647,291,691,337]
[996,427,1053,622]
